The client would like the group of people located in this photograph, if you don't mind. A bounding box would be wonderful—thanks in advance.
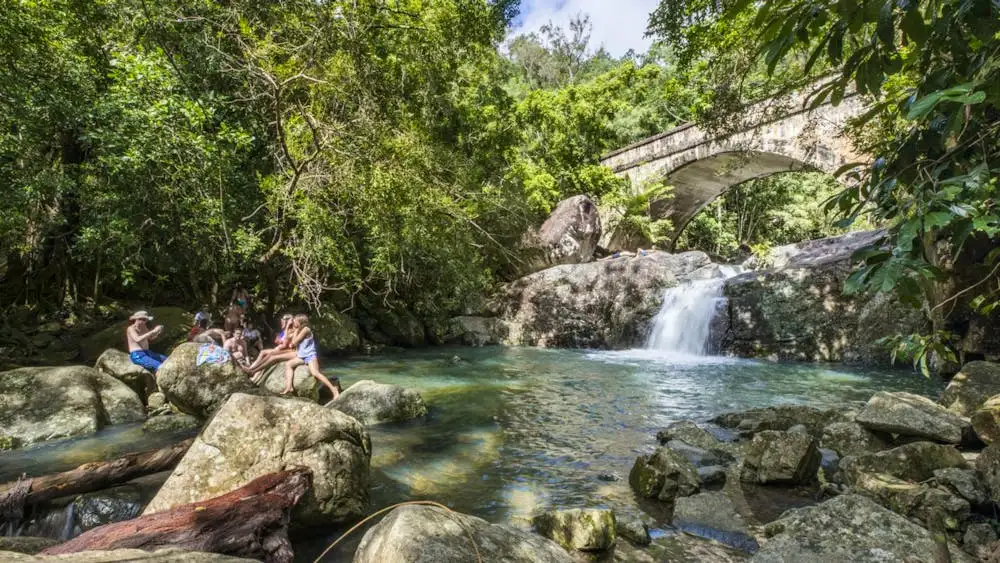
[124,290,341,401]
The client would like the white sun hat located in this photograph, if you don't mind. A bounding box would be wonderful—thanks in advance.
[129,310,154,321]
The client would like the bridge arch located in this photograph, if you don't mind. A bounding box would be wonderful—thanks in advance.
[600,90,866,248]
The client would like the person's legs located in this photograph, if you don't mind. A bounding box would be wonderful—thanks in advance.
[248,349,297,382]
[130,350,164,373]
[308,358,340,400]
[282,358,304,394]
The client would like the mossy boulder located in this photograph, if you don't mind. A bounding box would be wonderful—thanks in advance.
[850,472,970,532]
[971,394,1000,444]
[533,508,615,552]
[856,391,971,444]
[94,348,157,404]
[256,361,320,401]
[311,310,361,354]
[0,366,144,448]
[143,393,371,526]
[155,342,267,420]
[820,421,890,457]
[629,447,700,502]
[940,361,1000,416]
[839,441,967,486]
[740,430,821,485]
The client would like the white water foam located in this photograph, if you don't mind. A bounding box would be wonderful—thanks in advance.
[645,266,740,356]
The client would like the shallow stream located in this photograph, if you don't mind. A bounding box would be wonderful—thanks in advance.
[0,346,945,559]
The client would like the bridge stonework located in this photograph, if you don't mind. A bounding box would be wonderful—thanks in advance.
[599,91,866,247]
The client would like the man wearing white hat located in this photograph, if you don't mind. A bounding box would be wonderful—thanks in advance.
[127,311,168,373]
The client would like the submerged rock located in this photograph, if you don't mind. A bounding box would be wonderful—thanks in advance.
[328,380,427,425]
[819,421,889,457]
[856,391,971,444]
[155,342,266,419]
[839,441,967,486]
[755,494,975,562]
[739,430,820,485]
[141,413,201,434]
[673,491,750,536]
[94,348,157,404]
[711,405,850,439]
[353,504,574,563]
[614,514,650,546]
[971,394,1000,444]
[144,393,371,526]
[940,361,1000,416]
[533,508,616,552]
[0,366,144,448]
[629,447,701,502]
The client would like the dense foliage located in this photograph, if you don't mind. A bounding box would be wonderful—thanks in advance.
[649,0,1000,371]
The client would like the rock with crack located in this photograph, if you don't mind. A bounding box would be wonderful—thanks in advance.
[143,393,371,526]
[855,391,971,444]
[739,430,821,485]
[629,447,701,502]
[353,504,574,563]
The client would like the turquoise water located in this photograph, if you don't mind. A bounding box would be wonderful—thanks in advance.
[0,346,945,558]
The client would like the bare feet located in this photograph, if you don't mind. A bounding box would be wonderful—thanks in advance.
[280,388,293,395]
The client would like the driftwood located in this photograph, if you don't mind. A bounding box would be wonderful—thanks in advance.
[0,438,193,518]
[41,467,312,563]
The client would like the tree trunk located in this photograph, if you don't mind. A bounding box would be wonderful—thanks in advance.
[0,438,193,516]
[41,468,312,563]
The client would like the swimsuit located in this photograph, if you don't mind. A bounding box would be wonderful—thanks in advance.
[297,333,317,363]
[130,350,168,373]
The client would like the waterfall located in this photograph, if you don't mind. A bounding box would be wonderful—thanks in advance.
[645,267,739,356]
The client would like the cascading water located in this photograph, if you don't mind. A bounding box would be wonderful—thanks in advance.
[645,266,740,356]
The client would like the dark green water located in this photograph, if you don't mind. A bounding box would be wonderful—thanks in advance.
[0,346,945,558]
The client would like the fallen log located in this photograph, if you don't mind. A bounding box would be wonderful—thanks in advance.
[0,438,193,516]
[41,467,312,563]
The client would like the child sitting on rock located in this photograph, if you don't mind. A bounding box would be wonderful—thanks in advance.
[283,314,341,400]
[126,311,167,373]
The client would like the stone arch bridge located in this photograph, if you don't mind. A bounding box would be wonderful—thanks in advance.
[600,88,866,247]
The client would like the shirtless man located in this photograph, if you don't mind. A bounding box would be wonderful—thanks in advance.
[127,311,168,373]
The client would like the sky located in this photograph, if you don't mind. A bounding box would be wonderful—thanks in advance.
[510,0,660,57]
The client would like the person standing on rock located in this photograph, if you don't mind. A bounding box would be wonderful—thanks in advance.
[126,311,168,373]
[283,314,341,400]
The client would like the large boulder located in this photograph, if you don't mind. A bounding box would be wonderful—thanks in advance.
[532,508,615,552]
[255,361,319,401]
[524,195,602,272]
[94,348,157,404]
[855,391,971,444]
[850,472,971,532]
[976,443,1000,503]
[839,441,967,486]
[0,549,254,561]
[155,342,266,419]
[493,250,716,348]
[79,306,191,363]
[311,309,361,354]
[328,380,427,425]
[353,505,574,563]
[739,430,821,485]
[711,404,853,439]
[971,394,1000,444]
[629,447,701,502]
[0,366,144,448]
[722,231,927,365]
[940,361,1000,416]
[819,421,889,457]
[143,393,371,525]
[754,494,975,562]
[441,316,506,347]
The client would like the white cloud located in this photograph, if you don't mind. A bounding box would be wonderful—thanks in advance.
[511,0,660,57]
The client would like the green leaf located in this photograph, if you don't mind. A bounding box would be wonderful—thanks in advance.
[876,1,895,47]
[901,5,928,45]
[907,91,944,119]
